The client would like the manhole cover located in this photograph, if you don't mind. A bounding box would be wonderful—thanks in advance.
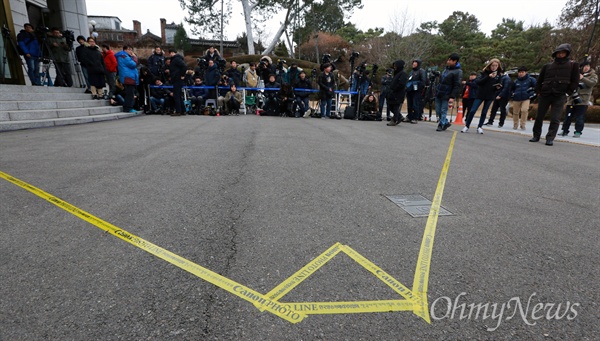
[385,194,454,218]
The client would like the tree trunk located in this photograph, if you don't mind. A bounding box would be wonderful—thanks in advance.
[263,7,292,55]
[241,0,256,54]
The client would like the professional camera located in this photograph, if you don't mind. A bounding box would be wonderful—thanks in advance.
[277,59,286,69]
[372,64,379,76]
[196,58,208,72]
[571,90,583,105]
[321,53,331,64]
[428,70,441,81]
[62,30,75,49]
[216,58,226,72]
[349,51,360,64]
[356,61,367,74]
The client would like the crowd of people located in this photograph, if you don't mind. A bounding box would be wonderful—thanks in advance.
[14,24,597,141]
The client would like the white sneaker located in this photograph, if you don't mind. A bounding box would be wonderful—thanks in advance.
[477,127,484,134]
[461,127,469,133]
[303,109,311,118]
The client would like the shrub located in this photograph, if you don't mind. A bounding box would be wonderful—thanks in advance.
[528,104,600,123]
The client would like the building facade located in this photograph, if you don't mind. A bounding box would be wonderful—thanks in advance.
[1,0,90,85]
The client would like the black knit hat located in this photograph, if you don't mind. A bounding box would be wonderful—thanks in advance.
[448,52,460,61]
[518,66,528,72]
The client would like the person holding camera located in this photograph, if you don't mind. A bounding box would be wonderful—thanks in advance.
[17,23,41,85]
[462,58,501,134]
[47,28,73,87]
[509,66,536,130]
[560,61,598,138]
[530,44,580,145]
[485,69,512,127]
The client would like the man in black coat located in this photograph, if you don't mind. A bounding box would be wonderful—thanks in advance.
[386,60,408,126]
[168,48,187,116]
[529,43,580,145]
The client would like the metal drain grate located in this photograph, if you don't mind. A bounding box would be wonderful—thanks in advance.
[385,194,454,218]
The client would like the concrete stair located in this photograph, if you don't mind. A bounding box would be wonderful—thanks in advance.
[0,84,140,132]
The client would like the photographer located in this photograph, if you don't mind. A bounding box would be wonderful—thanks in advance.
[258,56,275,83]
[147,47,165,78]
[204,46,221,62]
[244,62,259,88]
[149,78,173,114]
[224,84,243,115]
[560,61,598,138]
[485,69,512,127]
[277,83,295,117]
[46,27,73,87]
[263,74,281,116]
[293,71,312,118]
[225,60,242,86]
[529,44,580,146]
[360,93,380,121]
[17,23,41,85]
[189,77,208,114]
[462,58,500,134]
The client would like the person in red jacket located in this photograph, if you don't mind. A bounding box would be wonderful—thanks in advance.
[101,44,118,99]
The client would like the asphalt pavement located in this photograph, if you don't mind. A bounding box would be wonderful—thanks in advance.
[1,114,598,340]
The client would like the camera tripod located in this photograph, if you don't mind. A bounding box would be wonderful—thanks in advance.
[1,24,28,84]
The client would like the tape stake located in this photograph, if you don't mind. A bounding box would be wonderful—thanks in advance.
[411,131,457,323]
[0,170,305,324]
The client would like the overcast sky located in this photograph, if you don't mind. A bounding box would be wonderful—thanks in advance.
[85,0,568,42]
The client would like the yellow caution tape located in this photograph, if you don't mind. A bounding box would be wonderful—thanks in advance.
[278,300,415,314]
[0,132,458,323]
[0,170,305,324]
[412,131,458,323]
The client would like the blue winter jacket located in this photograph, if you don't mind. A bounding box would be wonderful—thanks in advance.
[511,74,537,101]
[115,50,139,85]
[17,30,41,58]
